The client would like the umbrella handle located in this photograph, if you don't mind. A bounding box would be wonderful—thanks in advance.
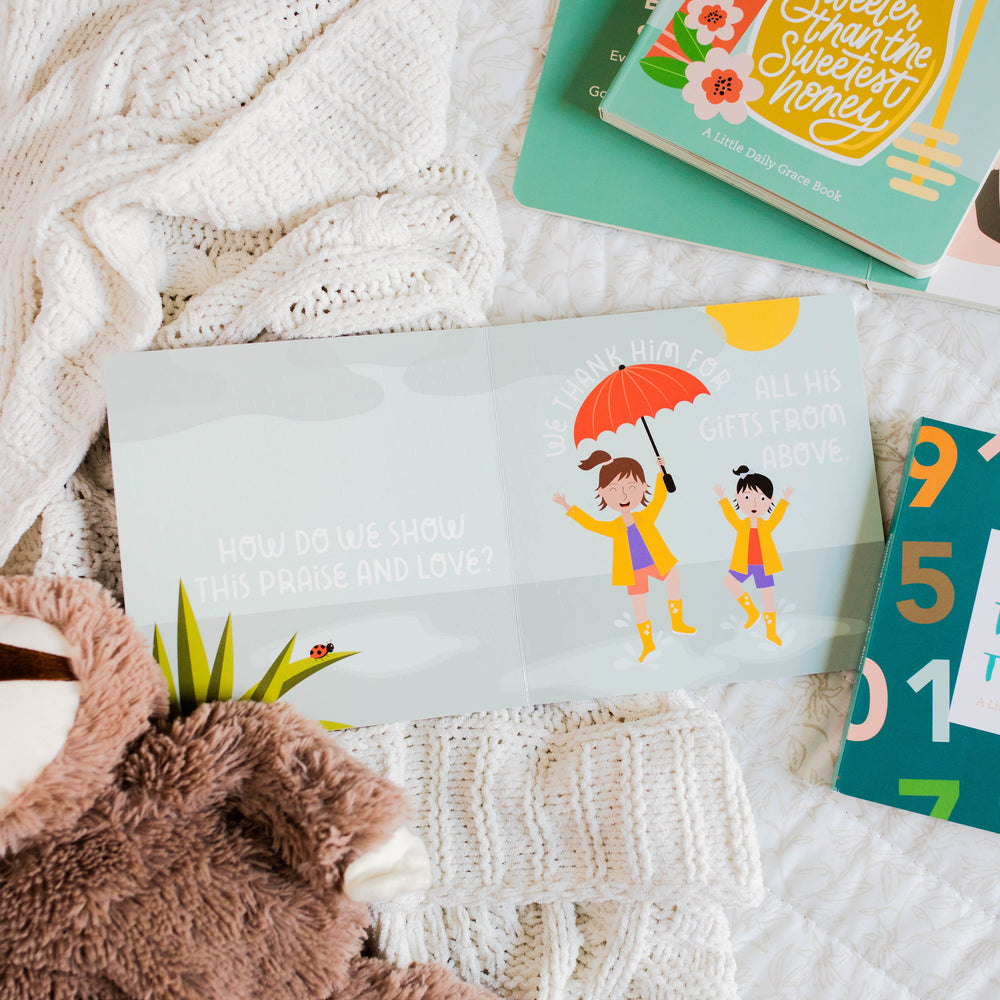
[640,416,676,494]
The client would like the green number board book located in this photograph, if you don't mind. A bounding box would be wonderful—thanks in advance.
[833,417,1000,833]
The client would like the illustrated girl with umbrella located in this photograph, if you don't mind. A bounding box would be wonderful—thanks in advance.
[713,465,793,645]
[552,362,710,661]
[553,450,695,661]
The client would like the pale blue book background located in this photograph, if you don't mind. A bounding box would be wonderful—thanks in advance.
[107,295,884,727]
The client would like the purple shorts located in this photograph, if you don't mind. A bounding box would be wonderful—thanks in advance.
[730,565,774,589]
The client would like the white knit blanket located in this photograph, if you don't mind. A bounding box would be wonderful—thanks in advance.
[15,0,1000,997]
[0,0,502,582]
[0,3,769,998]
[337,691,764,1000]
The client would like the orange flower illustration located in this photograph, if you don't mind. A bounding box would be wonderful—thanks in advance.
[682,48,763,124]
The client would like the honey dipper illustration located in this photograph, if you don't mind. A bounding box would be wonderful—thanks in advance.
[887,0,988,201]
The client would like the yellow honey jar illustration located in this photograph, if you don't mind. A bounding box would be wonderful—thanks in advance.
[744,0,961,163]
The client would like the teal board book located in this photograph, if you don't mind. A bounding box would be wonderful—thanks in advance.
[513,0,919,286]
[599,0,1000,278]
[833,417,1000,834]
[106,295,884,728]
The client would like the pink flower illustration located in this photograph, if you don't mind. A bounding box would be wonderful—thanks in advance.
[684,0,744,45]
[682,49,763,124]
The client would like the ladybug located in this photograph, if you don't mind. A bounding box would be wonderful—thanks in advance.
[309,642,335,659]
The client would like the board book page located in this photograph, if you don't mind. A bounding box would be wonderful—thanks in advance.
[106,295,884,729]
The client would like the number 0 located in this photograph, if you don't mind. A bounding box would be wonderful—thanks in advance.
[847,658,888,741]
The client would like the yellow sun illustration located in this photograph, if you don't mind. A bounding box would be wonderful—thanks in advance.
[705,298,800,351]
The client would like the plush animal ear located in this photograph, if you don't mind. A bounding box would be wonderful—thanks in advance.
[0,615,81,810]
[0,615,75,665]
[342,826,431,902]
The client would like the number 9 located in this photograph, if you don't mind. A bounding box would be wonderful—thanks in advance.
[908,425,957,508]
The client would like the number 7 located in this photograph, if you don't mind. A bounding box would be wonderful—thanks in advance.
[898,778,960,819]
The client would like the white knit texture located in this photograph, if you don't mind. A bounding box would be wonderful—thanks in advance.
[372,902,739,1000]
[0,0,503,581]
[336,690,764,1000]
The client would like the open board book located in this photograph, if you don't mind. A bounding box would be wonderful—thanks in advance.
[106,295,884,729]
[513,0,1000,310]
[834,418,1000,835]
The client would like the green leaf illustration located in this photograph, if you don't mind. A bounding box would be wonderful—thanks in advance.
[240,636,358,702]
[240,634,296,703]
[640,56,689,89]
[176,580,210,714]
[673,10,712,63]
[151,625,179,714]
[271,650,358,700]
[206,614,234,702]
[319,720,352,731]
[154,580,355,725]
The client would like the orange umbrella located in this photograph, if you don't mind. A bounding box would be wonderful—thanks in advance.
[574,363,711,489]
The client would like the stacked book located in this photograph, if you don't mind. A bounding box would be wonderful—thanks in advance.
[514,0,1000,309]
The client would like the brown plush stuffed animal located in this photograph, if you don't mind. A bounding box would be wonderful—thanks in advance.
[0,575,496,1000]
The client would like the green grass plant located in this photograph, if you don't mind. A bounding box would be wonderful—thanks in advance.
[153,581,354,729]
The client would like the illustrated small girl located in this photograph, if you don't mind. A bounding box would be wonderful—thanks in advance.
[553,450,694,662]
[713,465,793,645]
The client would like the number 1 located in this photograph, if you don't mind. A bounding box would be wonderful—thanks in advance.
[906,658,951,742]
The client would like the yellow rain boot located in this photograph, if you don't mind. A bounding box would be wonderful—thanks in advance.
[637,620,656,662]
[737,591,760,629]
[764,611,782,646]
[668,599,696,634]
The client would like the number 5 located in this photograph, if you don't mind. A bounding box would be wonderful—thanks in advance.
[897,541,954,624]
